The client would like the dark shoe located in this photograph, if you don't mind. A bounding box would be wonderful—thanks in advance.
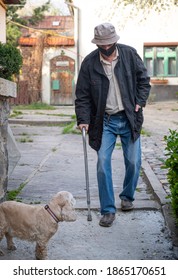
[99,213,115,227]
[121,200,134,211]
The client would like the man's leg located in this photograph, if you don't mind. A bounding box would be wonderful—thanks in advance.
[119,133,141,204]
[97,118,117,215]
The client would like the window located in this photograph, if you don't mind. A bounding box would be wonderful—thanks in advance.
[144,43,178,77]
[52,21,60,26]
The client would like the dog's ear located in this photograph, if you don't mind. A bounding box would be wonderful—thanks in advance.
[50,191,75,207]
[70,197,76,207]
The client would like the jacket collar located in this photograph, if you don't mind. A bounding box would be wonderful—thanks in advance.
[93,46,120,75]
[93,51,107,76]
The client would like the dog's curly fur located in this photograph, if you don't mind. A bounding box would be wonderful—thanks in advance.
[0,191,76,259]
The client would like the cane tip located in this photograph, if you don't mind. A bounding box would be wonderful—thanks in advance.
[87,215,92,221]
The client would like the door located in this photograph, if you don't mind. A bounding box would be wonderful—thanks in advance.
[50,55,75,105]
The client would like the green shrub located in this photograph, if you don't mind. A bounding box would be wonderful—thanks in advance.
[0,42,22,81]
[163,129,178,222]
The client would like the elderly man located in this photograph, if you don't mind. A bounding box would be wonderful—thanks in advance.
[75,23,151,227]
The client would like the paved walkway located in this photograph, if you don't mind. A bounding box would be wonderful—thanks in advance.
[0,101,177,260]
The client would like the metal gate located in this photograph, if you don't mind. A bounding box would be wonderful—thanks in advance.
[50,55,75,105]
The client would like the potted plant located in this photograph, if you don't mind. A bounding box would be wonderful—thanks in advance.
[150,77,168,85]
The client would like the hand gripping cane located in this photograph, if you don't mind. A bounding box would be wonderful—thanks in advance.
[82,127,92,221]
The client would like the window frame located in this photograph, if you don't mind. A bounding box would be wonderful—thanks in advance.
[144,42,178,78]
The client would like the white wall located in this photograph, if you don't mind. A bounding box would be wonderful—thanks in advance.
[0,5,6,43]
[73,0,178,60]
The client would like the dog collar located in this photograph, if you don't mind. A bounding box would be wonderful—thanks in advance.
[44,205,62,223]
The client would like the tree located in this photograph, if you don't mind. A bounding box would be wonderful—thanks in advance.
[6,0,51,46]
[6,0,27,26]
[114,0,178,12]
[113,0,178,17]
[97,0,178,26]
[27,1,51,25]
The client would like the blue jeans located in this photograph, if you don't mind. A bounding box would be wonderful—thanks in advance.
[97,112,141,215]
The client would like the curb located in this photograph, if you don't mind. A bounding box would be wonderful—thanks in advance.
[142,159,178,257]
[9,119,73,126]
[142,160,170,205]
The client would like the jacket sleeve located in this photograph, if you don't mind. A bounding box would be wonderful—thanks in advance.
[75,61,91,125]
[135,52,151,107]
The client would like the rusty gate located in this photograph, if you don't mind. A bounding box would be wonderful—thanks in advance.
[50,55,75,105]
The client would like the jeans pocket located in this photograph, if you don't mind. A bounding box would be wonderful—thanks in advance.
[103,114,110,126]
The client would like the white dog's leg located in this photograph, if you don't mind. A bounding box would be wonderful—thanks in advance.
[35,242,47,260]
[5,233,17,251]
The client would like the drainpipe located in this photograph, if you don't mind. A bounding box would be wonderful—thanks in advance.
[65,1,80,77]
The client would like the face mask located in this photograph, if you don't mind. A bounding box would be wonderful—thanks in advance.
[98,44,116,57]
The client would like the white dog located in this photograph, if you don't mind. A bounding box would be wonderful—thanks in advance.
[0,191,76,259]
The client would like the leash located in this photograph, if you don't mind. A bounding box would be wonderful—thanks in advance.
[44,205,62,223]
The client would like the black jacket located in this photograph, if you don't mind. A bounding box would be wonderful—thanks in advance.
[75,43,151,151]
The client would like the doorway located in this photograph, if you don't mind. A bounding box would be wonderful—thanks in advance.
[50,55,75,105]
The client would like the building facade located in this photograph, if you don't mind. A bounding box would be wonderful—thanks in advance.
[72,0,178,101]
[15,15,76,105]
[0,0,7,43]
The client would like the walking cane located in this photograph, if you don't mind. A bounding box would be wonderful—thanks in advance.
[82,127,92,221]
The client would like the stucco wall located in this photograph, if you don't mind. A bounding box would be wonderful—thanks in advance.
[73,0,178,60]
[0,78,17,202]
[0,3,19,202]
[0,5,6,43]
[71,0,178,103]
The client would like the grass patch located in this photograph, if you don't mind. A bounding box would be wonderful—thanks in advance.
[141,128,151,137]
[115,142,122,149]
[62,122,80,134]
[47,123,67,127]
[12,102,56,110]
[140,169,144,177]
[10,110,23,118]
[30,201,41,204]
[36,112,74,117]
[7,182,26,201]
[17,136,33,143]
[19,132,29,136]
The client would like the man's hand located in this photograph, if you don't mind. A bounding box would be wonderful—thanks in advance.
[135,104,141,112]
[78,124,89,132]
